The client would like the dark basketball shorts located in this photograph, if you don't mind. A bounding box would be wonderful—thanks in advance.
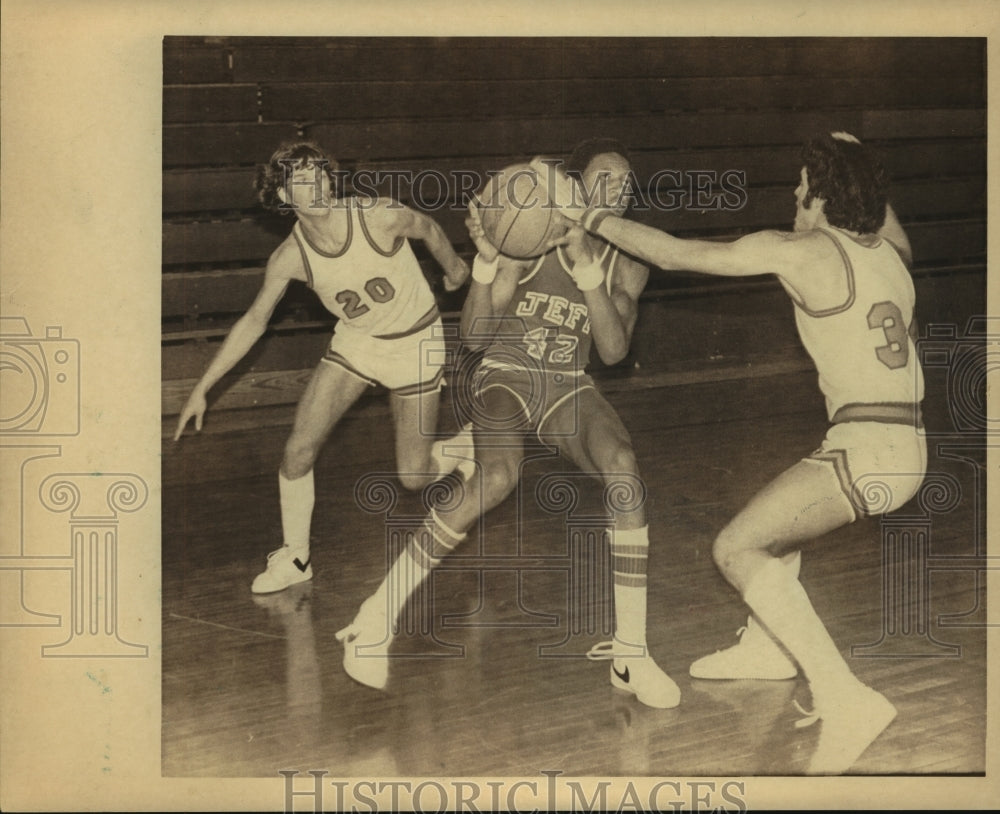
[468,358,595,440]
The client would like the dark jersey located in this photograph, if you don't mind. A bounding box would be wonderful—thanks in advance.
[483,243,619,376]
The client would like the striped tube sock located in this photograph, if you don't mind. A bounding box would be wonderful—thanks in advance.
[611,525,650,654]
[279,470,314,559]
[373,509,467,626]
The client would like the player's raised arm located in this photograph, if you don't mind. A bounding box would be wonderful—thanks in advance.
[602,217,809,280]
[548,223,649,365]
[172,241,299,441]
[878,203,913,269]
[532,156,799,280]
[550,203,803,283]
[371,199,470,291]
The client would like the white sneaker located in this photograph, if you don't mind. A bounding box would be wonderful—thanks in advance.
[689,616,798,680]
[796,680,898,774]
[588,639,681,709]
[335,595,392,690]
[250,546,312,594]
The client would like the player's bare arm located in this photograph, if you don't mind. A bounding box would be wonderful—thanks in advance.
[595,218,807,278]
[366,198,470,291]
[591,215,865,318]
[172,238,303,440]
[535,155,816,284]
[878,203,913,269]
[551,224,648,365]
[581,254,646,366]
[606,252,649,346]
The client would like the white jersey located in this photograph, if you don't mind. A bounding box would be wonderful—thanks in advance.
[292,198,438,338]
[792,227,924,423]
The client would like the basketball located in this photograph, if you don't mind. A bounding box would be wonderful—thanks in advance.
[478,163,568,259]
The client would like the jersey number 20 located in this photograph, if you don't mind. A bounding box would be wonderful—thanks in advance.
[336,277,396,319]
[867,301,909,370]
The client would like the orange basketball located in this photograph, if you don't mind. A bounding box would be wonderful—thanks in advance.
[479,163,567,259]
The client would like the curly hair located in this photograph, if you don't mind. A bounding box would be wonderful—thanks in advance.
[254,141,340,213]
[801,134,889,234]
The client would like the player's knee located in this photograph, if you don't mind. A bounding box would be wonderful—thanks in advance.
[398,470,433,491]
[712,525,744,576]
[282,438,319,479]
[480,461,519,508]
[599,443,640,479]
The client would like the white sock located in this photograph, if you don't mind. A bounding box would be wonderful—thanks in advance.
[782,549,801,579]
[743,557,854,697]
[279,470,314,557]
[611,525,650,654]
[748,550,801,630]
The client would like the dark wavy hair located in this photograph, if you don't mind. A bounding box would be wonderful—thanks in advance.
[254,141,340,213]
[801,134,889,234]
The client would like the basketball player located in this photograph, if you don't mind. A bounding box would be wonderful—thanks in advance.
[173,141,472,594]
[336,139,681,709]
[535,133,925,773]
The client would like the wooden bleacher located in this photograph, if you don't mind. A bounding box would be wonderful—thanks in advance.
[162,37,986,416]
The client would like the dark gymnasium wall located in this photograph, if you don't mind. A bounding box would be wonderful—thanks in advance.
[162,37,986,416]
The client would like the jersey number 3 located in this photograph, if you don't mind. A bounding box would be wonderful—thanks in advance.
[336,277,396,319]
[867,301,909,370]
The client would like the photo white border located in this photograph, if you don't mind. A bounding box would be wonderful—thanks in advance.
[1,1,996,810]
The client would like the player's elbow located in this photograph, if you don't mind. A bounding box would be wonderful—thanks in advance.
[597,341,629,366]
[241,308,270,337]
[409,210,437,242]
[897,243,914,270]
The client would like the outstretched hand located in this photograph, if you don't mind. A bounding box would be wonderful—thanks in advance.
[173,390,207,441]
[545,216,594,265]
[464,199,500,263]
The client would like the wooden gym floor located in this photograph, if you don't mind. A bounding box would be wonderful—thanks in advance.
[161,363,987,778]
